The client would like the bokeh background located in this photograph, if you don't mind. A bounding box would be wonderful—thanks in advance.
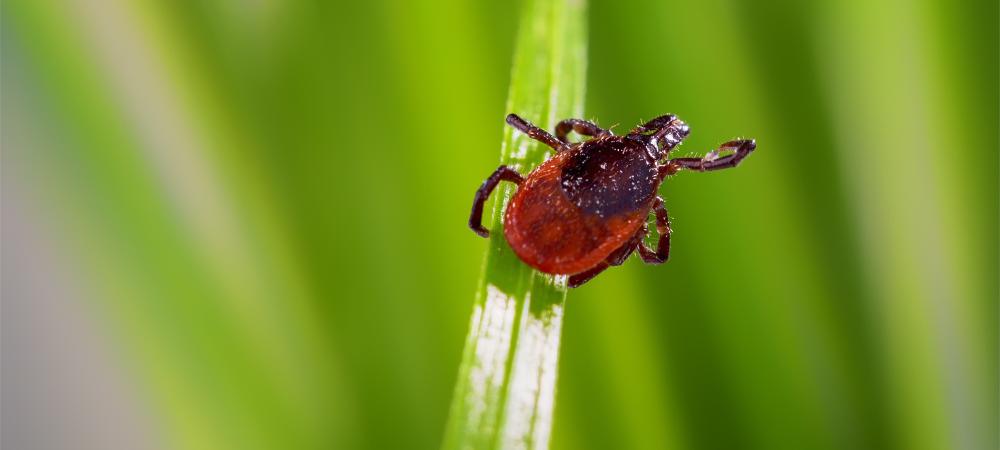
[2,0,997,449]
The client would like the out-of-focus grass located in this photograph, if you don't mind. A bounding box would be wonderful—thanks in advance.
[440,0,585,449]
[2,0,996,449]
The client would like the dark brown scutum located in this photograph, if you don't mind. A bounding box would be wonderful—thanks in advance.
[560,139,658,218]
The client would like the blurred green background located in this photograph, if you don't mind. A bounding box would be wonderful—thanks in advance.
[2,0,996,449]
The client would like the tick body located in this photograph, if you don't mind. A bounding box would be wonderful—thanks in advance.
[469,113,756,287]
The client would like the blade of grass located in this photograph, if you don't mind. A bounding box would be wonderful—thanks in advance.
[441,0,586,449]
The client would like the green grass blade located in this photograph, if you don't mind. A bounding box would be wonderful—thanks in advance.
[441,0,586,449]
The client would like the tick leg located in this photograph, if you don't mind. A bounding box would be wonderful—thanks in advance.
[554,118,610,143]
[668,139,756,172]
[570,199,670,287]
[567,229,644,287]
[568,262,610,288]
[637,196,671,264]
[469,165,525,238]
[506,114,564,151]
[608,229,645,266]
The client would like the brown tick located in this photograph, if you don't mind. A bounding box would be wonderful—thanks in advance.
[469,113,756,287]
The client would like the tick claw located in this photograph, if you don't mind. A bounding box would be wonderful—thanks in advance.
[473,227,490,238]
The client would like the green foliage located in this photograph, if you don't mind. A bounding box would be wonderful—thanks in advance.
[2,0,996,449]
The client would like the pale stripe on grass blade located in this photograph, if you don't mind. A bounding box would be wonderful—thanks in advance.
[440,0,586,449]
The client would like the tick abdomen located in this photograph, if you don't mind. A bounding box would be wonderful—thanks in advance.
[503,144,652,275]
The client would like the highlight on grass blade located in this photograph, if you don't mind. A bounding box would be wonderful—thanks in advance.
[441,0,586,449]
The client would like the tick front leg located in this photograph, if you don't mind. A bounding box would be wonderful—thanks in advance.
[469,165,525,238]
[554,118,610,143]
[668,138,756,172]
[506,114,565,151]
[637,196,671,264]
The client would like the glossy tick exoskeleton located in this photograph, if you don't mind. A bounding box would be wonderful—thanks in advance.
[469,113,756,288]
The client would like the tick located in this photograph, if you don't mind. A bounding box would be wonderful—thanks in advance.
[468,113,756,288]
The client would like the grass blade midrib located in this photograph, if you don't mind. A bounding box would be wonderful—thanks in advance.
[441,0,586,448]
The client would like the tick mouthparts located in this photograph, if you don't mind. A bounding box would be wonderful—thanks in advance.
[652,120,689,140]
[650,120,690,155]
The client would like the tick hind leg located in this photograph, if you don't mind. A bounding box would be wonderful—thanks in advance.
[567,262,610,288]
[469,165,524,238]
[567,226,645,288]
[667,138,756,172]
[637,196,671,264]
[555,118,610,143]
[506,114,565,152]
